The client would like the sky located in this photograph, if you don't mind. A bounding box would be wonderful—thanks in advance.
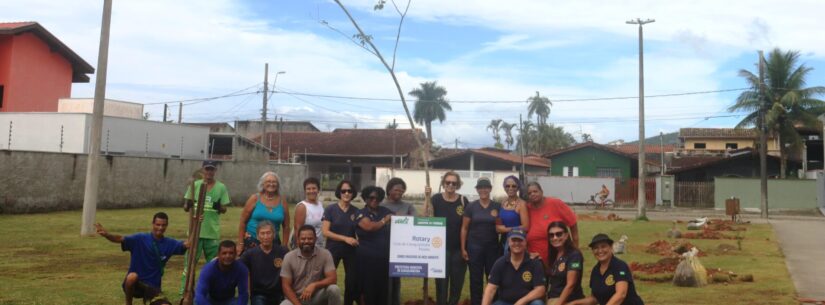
[3,0,825,148]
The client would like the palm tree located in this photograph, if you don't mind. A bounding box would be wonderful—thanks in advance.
[527,91,552,126]
[728,48,825,178]
[517,120,535,154]
[501,122,517,149]
[410,81,451,146]
[487,119,503,147]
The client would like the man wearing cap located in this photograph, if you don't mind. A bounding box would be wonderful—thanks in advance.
[461,177,502,305]
[481,229,546,305]
[180,160,232,295]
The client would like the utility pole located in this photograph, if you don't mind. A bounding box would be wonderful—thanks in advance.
[758,50,769,219]
[262,63,269,148]
[178,102,182,123]
[519,114,526,180]
[627,17,655,220]
[392,118,397,169]
[81,0,113,236]
[163,104,168,123]
[455,138,459,149]
[278,117,284,163]
[660,131,665,174]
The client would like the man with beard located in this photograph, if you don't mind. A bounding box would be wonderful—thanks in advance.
[280,225,340,305]
[194,240,249,305]
[95,212,188,305]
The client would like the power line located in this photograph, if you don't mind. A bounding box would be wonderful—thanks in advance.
[142,83,262,105]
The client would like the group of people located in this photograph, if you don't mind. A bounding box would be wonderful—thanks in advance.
[96,160,643,305]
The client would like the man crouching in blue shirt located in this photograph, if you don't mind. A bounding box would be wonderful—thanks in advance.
[195,240,249,305]
[96,212,188,305]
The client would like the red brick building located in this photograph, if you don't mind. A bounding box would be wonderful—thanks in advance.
[0,22,94,112]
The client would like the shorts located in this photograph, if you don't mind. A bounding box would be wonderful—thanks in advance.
[123,280,171,305]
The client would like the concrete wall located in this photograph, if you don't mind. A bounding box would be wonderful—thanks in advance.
[0,113,209,159]
[533,176,615,204]
[0,150,306,214]
[375,167,517,200]
[58,98,144,119]
[714,177,819,212]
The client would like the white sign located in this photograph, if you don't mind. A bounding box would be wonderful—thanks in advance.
[389,216,447,278]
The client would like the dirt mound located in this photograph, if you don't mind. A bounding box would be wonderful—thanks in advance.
[706,219,748,231]
[645,240,706,257]
[682,228,736,240]
[630,257,679,274]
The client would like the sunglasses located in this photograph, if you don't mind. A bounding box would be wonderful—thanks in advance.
[504,184,519,189]
[548,231,566,238]
[340,189,353,194]
[444,181,459,186]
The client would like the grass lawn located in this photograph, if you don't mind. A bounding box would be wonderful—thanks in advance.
[0,207,797,305]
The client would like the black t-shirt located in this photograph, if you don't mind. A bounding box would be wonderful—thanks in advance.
[355,206,393,259]
[547,249,585,300]
[488,254,545,304]
[589,257,644,305]
[322,203,359,255]
[239,245,289,297]
[464,200,501,247]
[431,193,469,250]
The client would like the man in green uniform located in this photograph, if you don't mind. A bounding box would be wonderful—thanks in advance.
[179,160,231,295]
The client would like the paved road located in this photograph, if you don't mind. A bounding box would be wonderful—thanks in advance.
[772,218,825,300]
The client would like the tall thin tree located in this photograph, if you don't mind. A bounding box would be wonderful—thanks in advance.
[487,119,503,147]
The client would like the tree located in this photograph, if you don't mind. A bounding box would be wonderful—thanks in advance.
[410,81,451,146]
[527,91,552,126]
[501,122,517,149]
[728,48,825,178]
[582,133,593,142]
[386,121,398,129]
[515,121,575,155]
[487,119,503,146]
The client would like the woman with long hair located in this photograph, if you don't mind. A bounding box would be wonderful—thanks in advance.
[546,221,584,305]
[496,175,529,253]
[238,171,290,253]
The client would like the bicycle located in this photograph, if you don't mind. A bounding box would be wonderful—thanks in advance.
[585,193,614,209]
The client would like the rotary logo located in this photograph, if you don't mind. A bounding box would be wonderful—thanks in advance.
[456,205,464,216]
[522,271,532,282]
[274,258,283,268]
[431,237,443,248]
[490,209,498,217]
[558,262,566,272]
[350,214,355,221]
[605,274,615,286]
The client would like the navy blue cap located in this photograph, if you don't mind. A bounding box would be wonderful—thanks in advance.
[508,228,527,240]
[202,160,219,168]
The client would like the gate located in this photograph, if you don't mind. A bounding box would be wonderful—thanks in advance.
[674,181,715,208]
[615,178,656,208]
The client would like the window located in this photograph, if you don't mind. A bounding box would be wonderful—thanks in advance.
[0,85,4,108]
[693,143,706,149]
[596,167,622,178]
[562,166,579,177]
[725,143,738,150]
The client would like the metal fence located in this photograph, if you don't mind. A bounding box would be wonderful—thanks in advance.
[614,178,657,208]
[674,181,715,208]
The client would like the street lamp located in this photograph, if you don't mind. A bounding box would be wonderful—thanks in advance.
[627,18,654,220]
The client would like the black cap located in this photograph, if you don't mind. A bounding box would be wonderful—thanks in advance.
[588,233,614,248]
[202,160,218,169]
[507,228,527,240]
[475,177,493,189]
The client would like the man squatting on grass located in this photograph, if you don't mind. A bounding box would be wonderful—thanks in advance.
[194,240,249,305]
[240,220,290,305]
[95,212,189,305]
[280,224,341,305]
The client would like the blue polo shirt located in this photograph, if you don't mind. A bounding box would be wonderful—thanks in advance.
[354,206,393,259]
[547,249,585,300]
[463,200,501,247]
[589,257,644,305]
[322,203,359,255]
[121,233,186,288]
[487,254,545,304]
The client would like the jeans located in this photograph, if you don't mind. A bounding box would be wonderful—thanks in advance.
[279,285,341,305]
[491,300,544,305]
[436,248,467,305]
[251,294,283,305]
[468,243,500,305]
[332,249,359,305]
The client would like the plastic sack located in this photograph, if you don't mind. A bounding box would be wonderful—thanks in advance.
[673,247,707,287]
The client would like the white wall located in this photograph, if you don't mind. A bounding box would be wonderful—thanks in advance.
[58,98,144,119]
[0,113,208,159]
[376,167,518,200]
[533,176,615,204]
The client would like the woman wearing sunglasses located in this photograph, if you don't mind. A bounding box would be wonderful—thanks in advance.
[427,171,469,305]
[321,180,360,305]
[355,186,393,305]
[546,221,584,305]
[496,175,529,253]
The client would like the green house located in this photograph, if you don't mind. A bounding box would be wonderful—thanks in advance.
[544,142,657,179]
